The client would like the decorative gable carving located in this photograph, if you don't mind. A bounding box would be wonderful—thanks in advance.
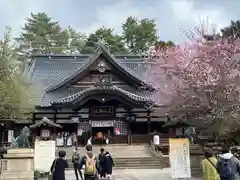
[97,61,106,73]
[46,44,152,92]
[90,57,111,71]
[73,73,125,88]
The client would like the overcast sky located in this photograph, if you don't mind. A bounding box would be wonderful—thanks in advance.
[0,0,239,43]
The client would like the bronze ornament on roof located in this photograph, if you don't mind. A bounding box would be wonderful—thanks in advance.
[97,61,106,72]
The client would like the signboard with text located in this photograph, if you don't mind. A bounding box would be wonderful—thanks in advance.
[91,120,114,127]
[34,140,56,172]
[169,138,191,179]
[90,106,114,116]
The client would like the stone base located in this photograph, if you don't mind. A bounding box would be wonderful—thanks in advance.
[0,148,34,180]
[0,172,33,180]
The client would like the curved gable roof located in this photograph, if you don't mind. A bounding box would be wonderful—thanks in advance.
[46,44,153,92]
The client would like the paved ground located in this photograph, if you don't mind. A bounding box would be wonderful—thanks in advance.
[65,168,201,180]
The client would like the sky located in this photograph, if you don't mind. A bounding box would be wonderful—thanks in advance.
[0,0,239,43]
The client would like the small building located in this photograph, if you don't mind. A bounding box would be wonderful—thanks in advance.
[5,43,180,144]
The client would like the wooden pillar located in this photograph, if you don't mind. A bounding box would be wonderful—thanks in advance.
[32,113,36,124]
[128,120,132,145]
[147,110,151,134]
[53,109,57,123]
[0,123,4,146]
[53,109,57,139]
[125,108,132,145]
[32,113,36,142]
[73,109,79,134]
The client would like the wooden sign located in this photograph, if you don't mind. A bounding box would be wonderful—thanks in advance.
[34,140,56,172]
[90,106,114,116]
[91,120,114,127]
[169,138,191,179]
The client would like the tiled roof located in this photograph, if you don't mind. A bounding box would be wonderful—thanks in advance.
[44,44,152,92]
[42,85,153,107]
[29,117,62,128]
[26,52,147,90]
[24,47,160,107]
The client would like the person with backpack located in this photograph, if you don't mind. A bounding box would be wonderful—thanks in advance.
[79,145,99,180]
[72,147,83,180]
[201,150,220,180]
[217,147,240,180]
[98,148,106,179]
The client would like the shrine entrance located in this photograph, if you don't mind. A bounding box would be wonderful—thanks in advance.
[90,120,114,144]
[92,127,114,138]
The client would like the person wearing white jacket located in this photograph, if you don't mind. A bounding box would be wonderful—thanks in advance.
[216,147,240,180]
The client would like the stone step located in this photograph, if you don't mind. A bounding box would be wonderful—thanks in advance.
[190,145,204,155]
[57,144,152,158]
[191,167,202,177]
[67,157,167,169]
[66,156,202,176]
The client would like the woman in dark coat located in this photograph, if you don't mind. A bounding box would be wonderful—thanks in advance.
[98,148,106,179]
[50,150,68,180]
[104,151,114,178]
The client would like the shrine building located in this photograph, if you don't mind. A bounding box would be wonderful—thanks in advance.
[1,43,182,145]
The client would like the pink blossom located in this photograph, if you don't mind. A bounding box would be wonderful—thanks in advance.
[143,37,240,135]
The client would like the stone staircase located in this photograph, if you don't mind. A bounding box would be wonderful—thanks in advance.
[190,144,204,177]
[190,144,204,155]
[111,157,167,169]
[57,144,152,158]
[58,143,204,176]
[62,144,169,169]
[67,156,168,169]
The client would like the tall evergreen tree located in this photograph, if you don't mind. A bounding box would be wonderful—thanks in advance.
[122,17,158,54]
[221,20,240,38]
[16,12,66,54]
[61,26,86,53]
[82,27,128,54]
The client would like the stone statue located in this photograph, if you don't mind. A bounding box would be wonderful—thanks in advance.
[11,126,30,148]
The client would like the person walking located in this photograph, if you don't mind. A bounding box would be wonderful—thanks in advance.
[104,151,114,180]
[98,148,106,179]
[63,132,68,148]
[79,145,99,180]
[201,150,220,180]
[50,150,68,180]
[82,130,88,146]
[217,147,240,180]
[72,147,83,180]
[72,133,77,147]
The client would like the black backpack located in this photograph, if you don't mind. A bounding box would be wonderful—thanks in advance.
[99,153,105,164]
[219,159,235,179]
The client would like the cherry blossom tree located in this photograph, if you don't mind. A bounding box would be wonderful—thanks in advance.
[143,36,240,140]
